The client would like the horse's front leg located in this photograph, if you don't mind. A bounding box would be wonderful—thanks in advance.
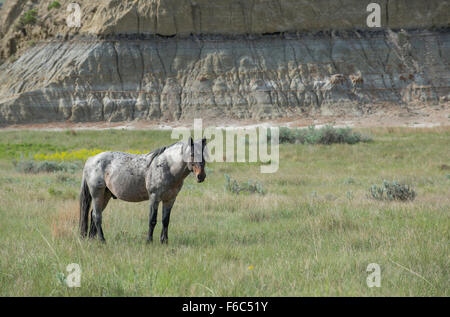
[160,199,176,244]
[147,193,159,243]
[88,212,97,238]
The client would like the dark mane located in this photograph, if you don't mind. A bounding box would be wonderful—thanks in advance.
[149,145,167,157]
[148,140,184,157]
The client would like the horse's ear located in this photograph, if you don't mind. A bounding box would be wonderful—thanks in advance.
[188,136,194,158]
[202,137,210,162]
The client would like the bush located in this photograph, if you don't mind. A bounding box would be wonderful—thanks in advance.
[343,177,356,185]
[369,180,416,201]
[48,187,77,200]
[13,160,80,174]
[48,1,61,10]
[273,125,372,145]
[20,9,38,26]
[225,174,266,195]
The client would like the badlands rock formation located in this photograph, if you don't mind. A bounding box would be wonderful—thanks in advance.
[0,0,449,124]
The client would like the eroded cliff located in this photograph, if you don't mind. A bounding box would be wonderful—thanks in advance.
[0,0,449,125]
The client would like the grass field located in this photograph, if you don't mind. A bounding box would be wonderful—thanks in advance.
[0,127,448,296]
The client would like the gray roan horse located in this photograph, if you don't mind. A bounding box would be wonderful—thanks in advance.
[79,137,207,244]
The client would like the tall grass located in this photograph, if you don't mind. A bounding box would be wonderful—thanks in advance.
[0,127,448,296]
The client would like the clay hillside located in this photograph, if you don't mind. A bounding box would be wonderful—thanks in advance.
[0,0,449,125]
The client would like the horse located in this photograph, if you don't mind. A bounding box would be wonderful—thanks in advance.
[79,137,207,244]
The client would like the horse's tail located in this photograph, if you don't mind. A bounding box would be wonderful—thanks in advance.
[79,175,91,238]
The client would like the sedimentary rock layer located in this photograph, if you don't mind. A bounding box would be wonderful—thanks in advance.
[0,0,449,124]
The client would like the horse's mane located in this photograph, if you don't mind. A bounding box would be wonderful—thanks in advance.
[149,145,167,157]
[147,140,190,163]
[148,140,183,157]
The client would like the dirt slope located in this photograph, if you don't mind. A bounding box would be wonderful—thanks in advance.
[0,0,448,125]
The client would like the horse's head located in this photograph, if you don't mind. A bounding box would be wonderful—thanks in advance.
[187,137,207,183]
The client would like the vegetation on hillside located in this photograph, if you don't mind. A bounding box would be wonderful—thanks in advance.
[48,1,61,10]
[20,9,38,26]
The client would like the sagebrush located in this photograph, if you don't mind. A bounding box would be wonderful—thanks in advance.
[273,125,372,145]
[369,180,416,201]
[224,174,266,195]
[13,160,80,174]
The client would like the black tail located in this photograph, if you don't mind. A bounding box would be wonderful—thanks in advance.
[79,176,91,238]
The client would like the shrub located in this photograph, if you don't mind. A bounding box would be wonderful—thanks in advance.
[224,174,266,195]
[20,9,38,26]
[48,1,61,10]
[14,160,81,174]
[56,174,77,185]
[48,187,77,199]
[343,177,356,184]
[273,125,372,145]
[9,54,18,63]
[369,180,416,201]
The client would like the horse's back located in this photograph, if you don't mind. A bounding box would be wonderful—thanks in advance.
[84,151,150,202]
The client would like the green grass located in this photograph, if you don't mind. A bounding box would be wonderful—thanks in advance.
[20,9,38,26]
[48,1,61,10]
[0,143,66,159]
[0,127,448,296]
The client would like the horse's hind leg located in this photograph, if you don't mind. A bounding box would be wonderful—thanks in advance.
[92,201,105,242]
[89,189,111,238]
[91,189,110,242]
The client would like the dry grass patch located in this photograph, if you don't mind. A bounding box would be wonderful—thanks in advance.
[51,200,78,239]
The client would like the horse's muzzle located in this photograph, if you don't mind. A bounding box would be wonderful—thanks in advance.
[196,174,206,183]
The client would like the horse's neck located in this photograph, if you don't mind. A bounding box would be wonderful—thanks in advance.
[163,143,191,180]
